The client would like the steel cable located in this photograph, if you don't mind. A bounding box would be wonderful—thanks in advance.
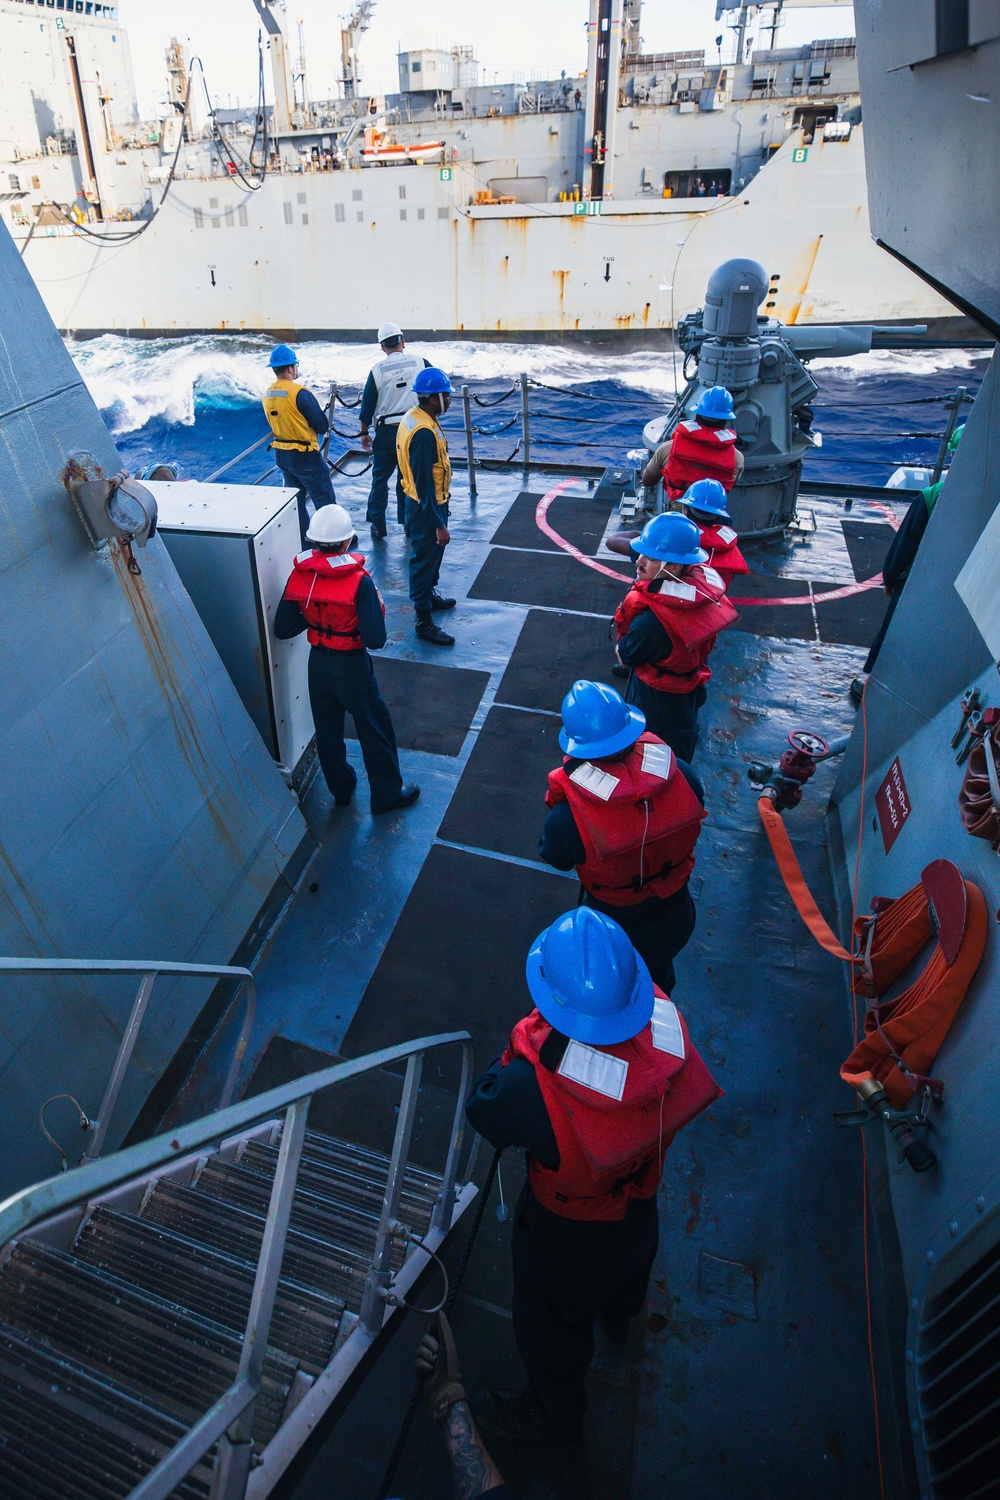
[473,384,518,407]
[377,1148,503,1499]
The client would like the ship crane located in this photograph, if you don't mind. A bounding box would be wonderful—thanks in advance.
[341,0,375,103]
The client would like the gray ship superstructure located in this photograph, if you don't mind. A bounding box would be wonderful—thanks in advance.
[0,0,959,337]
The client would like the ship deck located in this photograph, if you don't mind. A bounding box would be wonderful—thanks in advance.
[178,465,908,1499]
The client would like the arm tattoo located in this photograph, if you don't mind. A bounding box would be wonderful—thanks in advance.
[443,1401,504,1500]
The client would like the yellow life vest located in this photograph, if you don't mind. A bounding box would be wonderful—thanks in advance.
[262,378,319,452]
[396,405,451,507]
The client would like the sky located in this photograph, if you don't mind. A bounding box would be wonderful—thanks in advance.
[118,0,855,116]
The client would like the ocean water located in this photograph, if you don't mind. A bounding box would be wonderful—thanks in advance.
[67,334,991,488]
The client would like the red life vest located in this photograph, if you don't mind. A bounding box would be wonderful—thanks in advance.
[504,999,722,1221]
[662,420,739,501]
[614,566,738,693]
[697,521,748,590]
[282,549,379,650]
[545,732,705,906]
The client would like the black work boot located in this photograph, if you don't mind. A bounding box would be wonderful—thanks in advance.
[371,784,420,816]
[431,590,456,611]
[471,1389,549,1448]
[416,612,455,646]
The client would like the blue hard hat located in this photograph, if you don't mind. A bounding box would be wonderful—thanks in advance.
[526,908,655,1047]
[559,680,645,760]
[630,513,708,565]
[139,459,179,481]
[269,343,298,369]
[694,385,735,421]
[682,478,730,520]
[413,366,453,396]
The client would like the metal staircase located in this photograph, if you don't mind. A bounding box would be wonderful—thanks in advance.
[0,959,475,1500]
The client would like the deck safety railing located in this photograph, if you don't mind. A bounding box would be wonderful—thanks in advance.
[0,957,258,1165]
[0,1025,474,1500]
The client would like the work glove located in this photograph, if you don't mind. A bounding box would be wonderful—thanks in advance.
[414,1312,466,1422]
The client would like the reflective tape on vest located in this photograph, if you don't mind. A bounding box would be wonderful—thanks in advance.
[569,761,619,801]
[651,998,685,1058]
[640,742,674,780]
[557,1039,628,1101]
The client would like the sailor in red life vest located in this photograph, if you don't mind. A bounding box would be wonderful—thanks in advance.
[614,512,738,762]
[641,385,744,501]
[274,504,420,815]
[538,680,705,994]
[677,478,749,589]
[466,908,721,1447]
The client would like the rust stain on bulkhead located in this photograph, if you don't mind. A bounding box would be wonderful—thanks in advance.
[110,546,241,858]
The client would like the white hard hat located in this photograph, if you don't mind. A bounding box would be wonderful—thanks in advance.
[306,504,356,546]
[377,321,403,343]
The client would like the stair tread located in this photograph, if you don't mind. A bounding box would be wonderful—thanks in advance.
[0,1242,294,1448]
[0,1324,211,1500]
[142,1179,400,1310]
[76,1207,344,1376]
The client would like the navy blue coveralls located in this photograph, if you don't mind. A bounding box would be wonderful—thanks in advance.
[359,360,429,533]
[537,758,704,994]
[406,426,449,620]
[274,569,404,812]
[466,1059,658,1438]
[272,387,335,546]
[617,603,707,762]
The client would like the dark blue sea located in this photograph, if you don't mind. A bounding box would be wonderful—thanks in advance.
[67,335,990,487]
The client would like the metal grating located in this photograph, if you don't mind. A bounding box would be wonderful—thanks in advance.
[916,1230,1000,1499]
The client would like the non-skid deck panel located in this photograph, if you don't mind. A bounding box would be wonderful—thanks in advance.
[496,609,619,713]
[813,586,889,648]
[728,575,815,641]
[437,706,561,862]
[348,657,490,757]
[489,490,617,555]
[244,1034,461,1171]
[468,547,631,615]
[342,844,572,1078]
[840,519,894,582]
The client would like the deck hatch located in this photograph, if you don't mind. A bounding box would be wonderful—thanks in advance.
[916,1224,1000,1498]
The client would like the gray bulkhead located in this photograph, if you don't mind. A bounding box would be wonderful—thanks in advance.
[0,223,307,1198]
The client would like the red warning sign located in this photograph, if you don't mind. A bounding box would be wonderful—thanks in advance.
[875,757,911,854]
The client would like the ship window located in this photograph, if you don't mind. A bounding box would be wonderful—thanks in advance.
[193,207,203,228]
[663,168,731,199]
[916,1223,1000,1496]
[283,202,293,224]
[438,205,449,218]
[237,204,248,226]
[399,185,406,199]
[352,189,362,201]
[400,209,407,220]
[412,61,421,72]
[335,203,345,222]
[211,217,221,229]
[302,212,308,224]
[297,192,306,204]
[417,207,425,220]
[209,197,218,209]
[357,210,364,222]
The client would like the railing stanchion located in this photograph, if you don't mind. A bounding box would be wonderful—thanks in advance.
[432,1039,473,1234]
[212,1095,310,1500]
[462,384,477,500]
[360,1052,424,1334]
[931,384,966,484]
[520,371,530,477]
[84,973,157,1162]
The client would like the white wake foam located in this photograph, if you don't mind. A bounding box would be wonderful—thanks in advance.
[67,333,989,435]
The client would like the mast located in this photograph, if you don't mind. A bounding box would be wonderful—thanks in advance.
[340,1,375,103]
[583,0,625,201]
[250,0,294,134]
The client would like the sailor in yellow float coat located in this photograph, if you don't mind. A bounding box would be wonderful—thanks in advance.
[262,344,335,546]
[396,367,458,645]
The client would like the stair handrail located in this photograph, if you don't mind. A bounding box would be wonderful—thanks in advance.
[0,1028,474,1500]
[0,957,257,1162]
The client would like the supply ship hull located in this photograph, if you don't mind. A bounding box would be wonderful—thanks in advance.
[1,0,960,338]
[22,128,955,340]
